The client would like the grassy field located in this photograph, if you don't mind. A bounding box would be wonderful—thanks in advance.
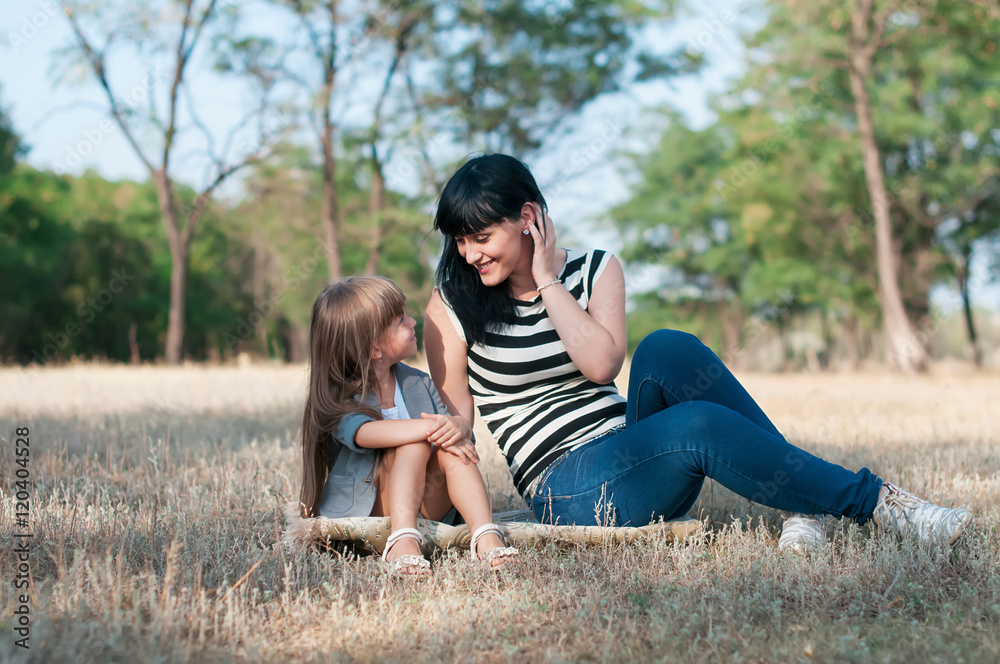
[1,362,998,663]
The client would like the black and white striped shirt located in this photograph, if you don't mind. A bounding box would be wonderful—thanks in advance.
[442,249,627,498]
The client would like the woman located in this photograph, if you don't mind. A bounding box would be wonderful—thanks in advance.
[423,153,971,550]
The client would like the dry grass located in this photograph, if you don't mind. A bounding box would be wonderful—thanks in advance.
[1,361,998,663]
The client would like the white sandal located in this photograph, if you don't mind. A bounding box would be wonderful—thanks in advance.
[382,527,432,576]
[470,523,519,569]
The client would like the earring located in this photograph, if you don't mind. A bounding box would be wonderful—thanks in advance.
[523,229,530,235]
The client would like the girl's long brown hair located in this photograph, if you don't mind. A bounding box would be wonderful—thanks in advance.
[300,276,406,517]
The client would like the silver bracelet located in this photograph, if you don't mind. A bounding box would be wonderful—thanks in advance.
[536,280,561,292]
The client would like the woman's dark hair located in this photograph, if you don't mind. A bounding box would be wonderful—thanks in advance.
[433,154,547,345]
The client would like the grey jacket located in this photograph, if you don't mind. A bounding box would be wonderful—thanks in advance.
[316,362,450,518]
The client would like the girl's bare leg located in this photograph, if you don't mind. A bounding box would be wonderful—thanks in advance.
[421,449,512,567]
[371,442,433,571]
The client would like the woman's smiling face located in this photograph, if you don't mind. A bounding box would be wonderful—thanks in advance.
[453,219,528,287]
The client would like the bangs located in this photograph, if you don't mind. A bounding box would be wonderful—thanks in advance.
[437,199,505,236]
[434,164,520,236]
[372,279,406,330]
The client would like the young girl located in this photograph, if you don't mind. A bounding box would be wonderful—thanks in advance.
[299,276,518,575]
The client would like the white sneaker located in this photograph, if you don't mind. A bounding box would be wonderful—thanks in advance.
[778,514,824,552]
[873,482,972,544]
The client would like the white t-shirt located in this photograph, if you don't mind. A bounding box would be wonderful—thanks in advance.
[380,379,410,421]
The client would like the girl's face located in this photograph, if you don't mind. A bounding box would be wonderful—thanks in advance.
[453,219,529,287]
[375,312,418,365]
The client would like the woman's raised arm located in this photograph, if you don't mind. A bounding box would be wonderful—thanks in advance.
[526,204,628,384]
[424,289,476,425]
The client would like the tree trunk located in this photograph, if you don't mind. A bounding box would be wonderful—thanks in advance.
[289,319,309,363]
[844,313,861,371]
[958,248,982,367]
[847,48,928,371]
[805,347,822,373]
[718,298,743,370]
[820,309,833,370]
[321,118,343,282]
[364,16,413,276]
[128,322,140,365]
[777,315,791,372]
[365,156,386,275]
[153,172,187,365]
[165,245,188,365]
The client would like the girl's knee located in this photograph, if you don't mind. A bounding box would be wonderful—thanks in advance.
[384,441,433,465]
[433,447,473,472]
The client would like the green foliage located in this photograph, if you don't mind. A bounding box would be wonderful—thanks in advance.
[222,142,436,359]
[0,93,21,174]
[0,163,257,363]
[9,2,998,366]
[417,0,693,154]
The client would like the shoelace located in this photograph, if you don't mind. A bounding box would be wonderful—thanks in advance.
[881,488,923,513]
[877,484,969,542]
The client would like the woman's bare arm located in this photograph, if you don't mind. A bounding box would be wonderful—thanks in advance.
[526,204,628,384]
[424,289,476,425]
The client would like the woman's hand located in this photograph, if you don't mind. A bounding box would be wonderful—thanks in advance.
[525,202,558,287]
[421,412,471,449]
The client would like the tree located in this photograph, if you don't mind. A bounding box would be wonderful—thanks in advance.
[889,2,1000,366]
[59,0,284,363]
[738,0,943,370]
[691,0,998,369]
[420,0,692,155]
[937,186,1000,367]
[841,0,931,370]
[1,161,256,363]
[270,0,353,282]
[272,0,693,282]
[0,90,20,173]
[613,0,1000,371]
[226,142,432,360]
[611,115,752,364]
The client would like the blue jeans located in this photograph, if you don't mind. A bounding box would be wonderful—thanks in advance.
[530,330,883,527]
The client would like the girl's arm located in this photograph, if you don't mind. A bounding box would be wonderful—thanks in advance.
[354,415,475,461]
[354,418,437,449]
[526,204,628,384]
[424,289,476,425]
